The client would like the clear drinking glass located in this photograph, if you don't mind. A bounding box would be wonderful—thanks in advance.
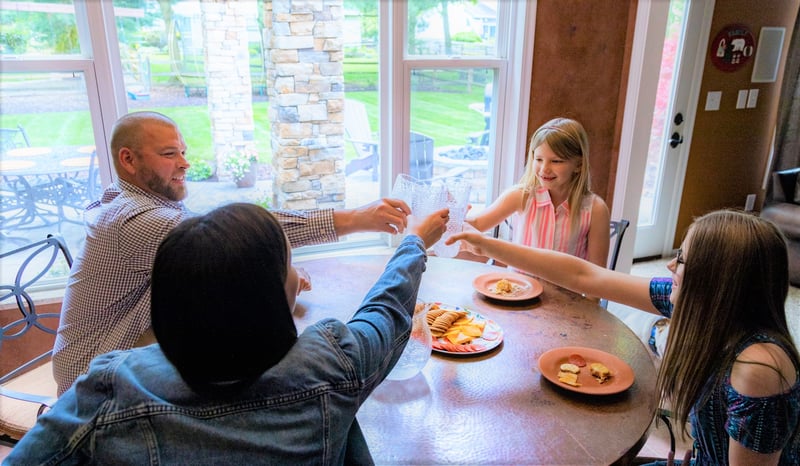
[432,178,472,258]
[391,174,447,236]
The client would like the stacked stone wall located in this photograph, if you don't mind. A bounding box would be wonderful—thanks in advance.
[265,0,345,210]
[202,1,257,181]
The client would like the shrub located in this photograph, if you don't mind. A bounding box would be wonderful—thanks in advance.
[186,159,213,181]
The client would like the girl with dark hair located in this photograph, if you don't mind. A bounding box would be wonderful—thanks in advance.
[9,202,449,465]
[447,209,799,465]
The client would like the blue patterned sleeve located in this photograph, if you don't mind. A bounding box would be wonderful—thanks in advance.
[648,277,673,318]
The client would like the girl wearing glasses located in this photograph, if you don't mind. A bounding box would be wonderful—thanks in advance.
[448,209,799,465]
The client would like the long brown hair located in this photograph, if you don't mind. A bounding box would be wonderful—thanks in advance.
[656,210,795,437]
[517,117,591,239]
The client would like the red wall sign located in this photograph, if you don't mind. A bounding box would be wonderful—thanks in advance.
[709,24,755,72]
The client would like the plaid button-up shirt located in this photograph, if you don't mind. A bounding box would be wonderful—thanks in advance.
[53,180,337,394]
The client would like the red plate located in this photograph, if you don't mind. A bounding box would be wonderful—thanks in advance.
[538,346,635,395]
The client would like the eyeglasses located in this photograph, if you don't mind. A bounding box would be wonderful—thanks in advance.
[675,248,685,265]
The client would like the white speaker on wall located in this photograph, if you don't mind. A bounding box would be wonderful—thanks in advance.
[751,27,786,83]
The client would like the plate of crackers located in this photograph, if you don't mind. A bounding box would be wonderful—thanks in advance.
[472,272,543,301]
[425,302,503,355]
[537,346,635,395]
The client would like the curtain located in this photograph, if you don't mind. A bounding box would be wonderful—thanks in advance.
[772,10,800,173]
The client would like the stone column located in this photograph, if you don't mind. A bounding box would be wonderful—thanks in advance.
[201,0,256,181]
[265,0,345,210]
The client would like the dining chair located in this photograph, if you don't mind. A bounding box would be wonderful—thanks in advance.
[0,234,72,446]
[599,219,630,308]
[343,99,379,181]
[0,124,31,153]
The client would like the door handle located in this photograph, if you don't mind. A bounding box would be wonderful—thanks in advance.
[669,132,683,148]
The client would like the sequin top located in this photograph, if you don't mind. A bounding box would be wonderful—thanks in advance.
[691,333,800,465]
[649,279,800,464]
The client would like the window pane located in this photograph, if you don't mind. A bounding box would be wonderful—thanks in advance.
[342,0,379,214]
[0,1,81,57]
[410,67,492,207]
[407,0,498,57]
[113,0,274,216]
[1,71,98,257]
[111,0,383,247]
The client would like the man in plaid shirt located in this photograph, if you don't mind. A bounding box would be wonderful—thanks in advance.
[53,111,410,395]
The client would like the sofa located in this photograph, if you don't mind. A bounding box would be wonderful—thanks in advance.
[760,167,800,286]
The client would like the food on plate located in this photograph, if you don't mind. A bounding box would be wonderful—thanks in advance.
[425,303,448,326]
[568,353,587,367]
[421,303,495,352]
[590,362,611,383]
[432,340,485,353]
[494,278,513,294]
[557,371,581,387]
[442,315,486,344]
[559,363,581,374]
[429,309,468,337]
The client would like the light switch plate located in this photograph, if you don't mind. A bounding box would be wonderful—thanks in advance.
[736,90,748,109]
[705,91,721,111]
[747,89,759,108]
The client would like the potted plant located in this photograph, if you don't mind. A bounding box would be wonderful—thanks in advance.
[224,146,258,188]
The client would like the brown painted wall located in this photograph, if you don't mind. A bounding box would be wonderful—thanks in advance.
[528,0,798,249]
[674,0,799,246]
[527,0,637,209]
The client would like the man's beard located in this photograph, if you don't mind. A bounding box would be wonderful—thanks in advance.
[141,166,187,201]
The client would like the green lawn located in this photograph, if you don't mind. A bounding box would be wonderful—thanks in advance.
[3,79,487,174]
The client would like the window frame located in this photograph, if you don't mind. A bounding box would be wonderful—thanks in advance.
[1,0,535,258]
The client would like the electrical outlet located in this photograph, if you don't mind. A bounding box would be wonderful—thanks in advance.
[745,194,756,211]
[747,89,759,108]
[705,91,721,111]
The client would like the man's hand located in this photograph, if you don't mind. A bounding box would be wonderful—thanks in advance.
[333,198,411,236]
[410,208,449,249]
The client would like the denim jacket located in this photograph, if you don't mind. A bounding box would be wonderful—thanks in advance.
[5,236,427,466]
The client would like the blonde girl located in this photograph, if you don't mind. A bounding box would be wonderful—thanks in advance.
[466,117,610,267]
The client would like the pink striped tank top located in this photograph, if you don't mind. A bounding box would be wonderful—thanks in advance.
[511,187,593,259]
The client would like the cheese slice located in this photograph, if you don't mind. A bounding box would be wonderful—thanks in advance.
[557,371,581,387]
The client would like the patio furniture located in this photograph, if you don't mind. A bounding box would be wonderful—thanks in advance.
[1,234,72,445]
[0,125,30,153]
[344,99,434,181]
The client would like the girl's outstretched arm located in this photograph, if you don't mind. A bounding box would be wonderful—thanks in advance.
[447,231,659,313]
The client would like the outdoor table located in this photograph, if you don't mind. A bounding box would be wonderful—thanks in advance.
[1,145,98,232]
[293,254,658,465]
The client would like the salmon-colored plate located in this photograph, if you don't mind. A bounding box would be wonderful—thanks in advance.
[428,302,503,356]
[538,346,635,395]
[473,272,543,301]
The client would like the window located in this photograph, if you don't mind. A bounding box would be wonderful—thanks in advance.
[1,0,532,263]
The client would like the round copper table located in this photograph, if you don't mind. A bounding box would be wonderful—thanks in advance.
[294,254,657,465]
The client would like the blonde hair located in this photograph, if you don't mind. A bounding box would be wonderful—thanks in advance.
[518,117,591,237]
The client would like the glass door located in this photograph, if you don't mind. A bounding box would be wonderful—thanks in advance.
[634,0,711,258]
